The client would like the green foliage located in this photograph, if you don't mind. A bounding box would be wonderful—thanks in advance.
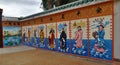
[42,0,49,10]
[42,0,78,10]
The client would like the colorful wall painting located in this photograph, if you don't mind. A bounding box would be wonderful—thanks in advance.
[57,21,70,53]
[21,16,113,61]
[70,19,88,56]
[3,26,22,46]
[46,23,57,50]
[89,15,112,60]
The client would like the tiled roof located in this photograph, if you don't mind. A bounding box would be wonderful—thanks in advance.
[2,16,19,21]
[20,0,109,21]
[2,0,110,21]
[21,0,95,20]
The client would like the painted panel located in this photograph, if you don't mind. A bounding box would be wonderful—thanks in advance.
[22,26,28,45]
[89,15,112,60]
[22,25,47,48]
[46,23,57,50]
[3,26,21,46]
[57,21,70,53]
[71,19,88,56]
[24,26,32,46]
[31,25,39,47]
[37,24,46,48]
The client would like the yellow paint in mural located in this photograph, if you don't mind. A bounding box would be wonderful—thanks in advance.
[47,24,56,29]
[72,21,86,29]
[39,29,44,44]
[28,27,32,43]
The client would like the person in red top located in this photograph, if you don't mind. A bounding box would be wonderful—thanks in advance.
[49,28,55,49]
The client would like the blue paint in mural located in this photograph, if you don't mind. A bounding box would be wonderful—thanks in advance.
[3,26,22,46]
[91,19,110,29]
[22,15,113,61]
[56,39,71,53]
[23,38,29,46]
[32,37,47,48]
[90,16,112,60]
[90,40,112,60]
[71,39,88,56]
[58,23,67,32]
[57,23,70,53]
[45,38,57,51]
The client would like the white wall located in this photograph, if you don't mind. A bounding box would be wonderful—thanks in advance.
[114,0,120,59]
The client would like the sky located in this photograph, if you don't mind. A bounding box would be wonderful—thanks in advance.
[0,0,43,17]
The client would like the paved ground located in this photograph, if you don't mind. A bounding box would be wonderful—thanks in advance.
[0,46,36,54]
[0,47,120,65]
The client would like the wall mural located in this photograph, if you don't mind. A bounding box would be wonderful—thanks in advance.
[46,23,57,50]
[21,15,113,61]
[22,25,47,48]
[89,15,112,60]
[3,26,21,46]
[57,21,70,53]
[71,19,88,56]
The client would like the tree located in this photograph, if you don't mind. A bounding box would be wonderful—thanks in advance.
[41,0,78,10]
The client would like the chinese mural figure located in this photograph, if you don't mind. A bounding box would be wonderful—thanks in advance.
[40,29,44,45]
[90,15,112,60]
[47,23,56,50]
[38,25,46,48]
[75,26,83,48]
[48,28,55,49]
[28,28,31,43]
[60,28,67,51]
[57,22,70,53]
[71,19,88,56]
[92,25,105,53]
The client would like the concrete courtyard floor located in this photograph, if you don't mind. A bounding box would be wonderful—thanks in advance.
[0,46,120,65]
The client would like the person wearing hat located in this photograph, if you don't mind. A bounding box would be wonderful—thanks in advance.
[93,25,105,53]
